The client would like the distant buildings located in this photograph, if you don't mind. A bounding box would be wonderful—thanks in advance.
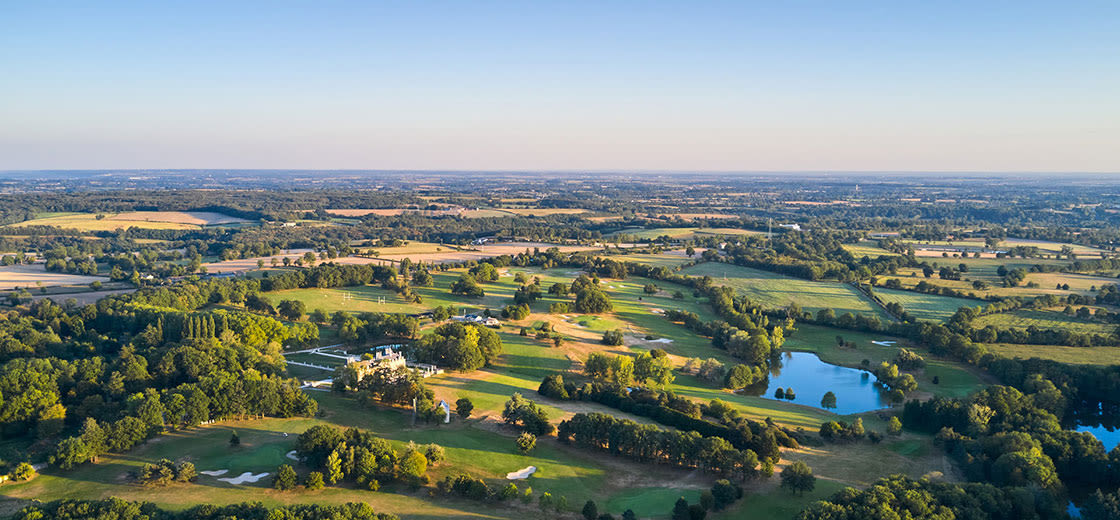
[451,314,500,327]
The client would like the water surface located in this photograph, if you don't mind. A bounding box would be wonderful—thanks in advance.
[744,351,891,415]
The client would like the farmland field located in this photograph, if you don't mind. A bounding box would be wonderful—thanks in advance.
[871,287,978,322]
[681,262,891,321]
[972,308,1118,336]
[6,211,249,231]
[606,227,763,240]
[0,263,106,290]
[983,343,1120,365]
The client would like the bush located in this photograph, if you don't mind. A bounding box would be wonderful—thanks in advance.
[10,462,36,481]
[602,329,625,346]
[305,471,325,490]
[516,432,537,453]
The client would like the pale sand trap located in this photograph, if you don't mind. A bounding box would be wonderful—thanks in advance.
[871,340,897,346]
[218,472,269,484]
[648,338,674,344]
[200,469,228,476]
[286,450,299,460]
[650,308,665,314]
[506,466,537,480]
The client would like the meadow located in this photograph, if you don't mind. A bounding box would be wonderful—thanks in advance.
[972,308,1118,336]
[982,343,1120,366]
[681,262,892,321]
[871,287,978,322]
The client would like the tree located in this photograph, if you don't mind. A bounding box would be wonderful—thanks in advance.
[821,391,837,409]
[780,461,815,495]
[672,497,691,520]
[887,416,902,436]
[273,464,298,490]
[305,471,325,490]
[450,273,484,297]
[502,393,554,436]
[455,397,474,419]
[582,500,599,520]
[516,432,537,453]
[11,462,36,481]
[575,287,612,313]
[601,329,624,346]
[400,449,428,480]
[635,351,675,388]
[277,299,306,321]
[325,450,343,484]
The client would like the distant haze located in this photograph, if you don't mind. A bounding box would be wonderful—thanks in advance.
[1,1,1117,173]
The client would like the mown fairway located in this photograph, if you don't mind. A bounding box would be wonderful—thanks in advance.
[681,262,892,321]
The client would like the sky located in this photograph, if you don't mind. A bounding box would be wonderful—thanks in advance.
[1,1,1118,173]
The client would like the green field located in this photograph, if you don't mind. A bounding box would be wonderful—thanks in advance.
[681,262,891,321]
[983,343,1120,365]
[871,287,978,322]
[972,308,1118,336]
[599,252,700,268]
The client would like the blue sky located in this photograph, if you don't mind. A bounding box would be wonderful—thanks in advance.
[1,1,1117,172]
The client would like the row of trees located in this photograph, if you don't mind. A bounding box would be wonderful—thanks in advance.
[557,412,763,480]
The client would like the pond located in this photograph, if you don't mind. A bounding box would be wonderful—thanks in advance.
[743,351,891,415]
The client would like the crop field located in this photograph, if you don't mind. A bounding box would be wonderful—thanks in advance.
[6,211,250,231]
[606,227,762,240]
[871,287,978,322]
[982,343,1120,365]
[972,308,1118,336]
[681,262,891,321]
[0,263,106,290]
[597,251,701,268]
[842,241,901,258]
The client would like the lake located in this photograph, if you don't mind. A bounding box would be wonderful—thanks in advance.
[744,351,891,415]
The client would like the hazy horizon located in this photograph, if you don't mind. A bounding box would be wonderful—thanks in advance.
[3,1,1118,172]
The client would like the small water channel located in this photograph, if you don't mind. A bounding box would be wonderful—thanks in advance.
[743,351,891,415]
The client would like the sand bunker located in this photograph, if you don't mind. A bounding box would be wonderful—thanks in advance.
[506,466,537,480]
[648,338,674,344]
[200,469,228,476]
[871,340,897,346]
[286,450,299,460]
[650,308,665,314]
[218,472,269,485]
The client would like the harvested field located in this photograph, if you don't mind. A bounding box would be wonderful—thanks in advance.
[326,208,462,217]
[111,211,249,225]
[0,264,105,290]
[6,211,249,231]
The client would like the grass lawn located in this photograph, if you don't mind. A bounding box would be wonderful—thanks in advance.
[871,287,979,322]
[681,263,892,322]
